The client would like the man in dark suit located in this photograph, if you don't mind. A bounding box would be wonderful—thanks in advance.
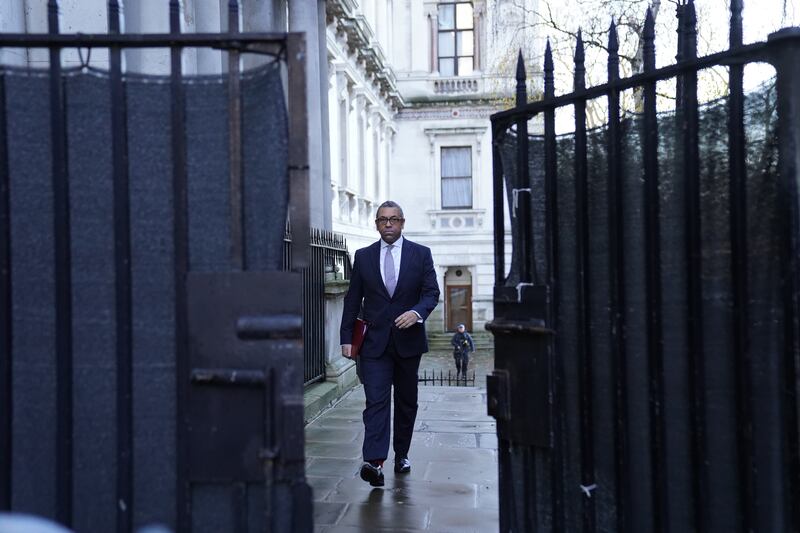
[340,200,440,487]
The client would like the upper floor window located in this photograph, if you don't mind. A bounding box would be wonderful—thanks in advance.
[438,2,474,76]
[441,146,472,209]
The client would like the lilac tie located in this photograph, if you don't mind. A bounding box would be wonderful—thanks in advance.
[384,244,396,297]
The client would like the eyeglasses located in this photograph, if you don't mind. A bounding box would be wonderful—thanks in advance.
[375,216,404,226]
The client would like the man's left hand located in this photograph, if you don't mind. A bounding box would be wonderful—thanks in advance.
[395,311,419,329]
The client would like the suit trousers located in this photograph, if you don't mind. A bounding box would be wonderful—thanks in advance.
[360,330,421,462]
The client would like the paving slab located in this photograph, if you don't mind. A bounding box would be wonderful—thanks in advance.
[306,384,499,531]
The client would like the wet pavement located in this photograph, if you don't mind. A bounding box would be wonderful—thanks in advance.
[305,368,499,532]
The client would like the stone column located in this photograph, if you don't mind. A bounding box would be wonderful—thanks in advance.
[427,7,439,73]
[289,0,327,229]
[318,0,333,230]
[327,69,341,188]
[324,278,358,392]
[193,0,223,74]
[354,92,367,198]
[371,111,382,200]
[0,0,26,66]
[125,0,171,74]
[243,0,287,69]
[338,69,351,190]
[473,3,484,72]
[375,0,386,48]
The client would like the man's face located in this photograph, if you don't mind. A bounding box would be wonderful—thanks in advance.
[457,326,465,333]
[375,207,405,244]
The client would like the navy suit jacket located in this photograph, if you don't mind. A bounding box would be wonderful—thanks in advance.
[340,238,440,358]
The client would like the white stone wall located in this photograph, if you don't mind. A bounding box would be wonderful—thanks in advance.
[362,0,534,332]
[391,107,505,332]
[325,0,401,253]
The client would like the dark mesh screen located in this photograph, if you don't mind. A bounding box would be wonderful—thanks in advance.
[2,61,288,529]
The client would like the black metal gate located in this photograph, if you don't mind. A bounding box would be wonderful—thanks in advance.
[487,0,800,531]
[0,1,312,531]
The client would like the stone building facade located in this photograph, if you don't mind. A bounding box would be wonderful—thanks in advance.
[326,0,539,333]
[1,0,539,335]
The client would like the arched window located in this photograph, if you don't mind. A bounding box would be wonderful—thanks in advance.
[437,2,474,76]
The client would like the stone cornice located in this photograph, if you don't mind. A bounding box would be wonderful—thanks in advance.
[327,0,405,111]
[397,105,502,121]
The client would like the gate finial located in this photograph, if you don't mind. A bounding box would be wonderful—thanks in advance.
[643,8,656,72]
[169,0,181,33]
[544,39,554,98]
[108,0,121,33]
[47,0,59,33]
[730,0,743,47]
[574,30,585,90]
[608,20,619,81]
[516,50,527,107]
[229,0,240,32]
[684,0,697,59]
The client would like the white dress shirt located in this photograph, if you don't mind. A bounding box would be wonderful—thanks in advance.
[379,236,422,322]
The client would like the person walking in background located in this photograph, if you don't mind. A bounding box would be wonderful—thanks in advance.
[451,323,474,380]
[340,201,440,487]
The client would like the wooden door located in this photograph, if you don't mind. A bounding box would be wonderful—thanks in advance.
[446,285,472,332]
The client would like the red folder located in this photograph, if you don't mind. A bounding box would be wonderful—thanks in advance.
[351,318,369,358]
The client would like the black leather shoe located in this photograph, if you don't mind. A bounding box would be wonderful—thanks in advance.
[360,462,385,487]
[394,457,411,474]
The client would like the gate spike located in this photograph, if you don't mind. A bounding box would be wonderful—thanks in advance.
[682,0,697,60]
[608,20,619,81]
[228,0,240,32]
[169,0,181,33]
[47,0,60,32]
[675,1,685,64]
[543,39,554,98]
[515,50,527,108]
[574,29,585,90]
[108,0,121,34]
[643,8,656,72]
[730,0,743,48]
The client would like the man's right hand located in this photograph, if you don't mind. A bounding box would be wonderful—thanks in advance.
[341,344,353,359]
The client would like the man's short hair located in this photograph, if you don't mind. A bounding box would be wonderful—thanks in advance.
[376,200,404,219]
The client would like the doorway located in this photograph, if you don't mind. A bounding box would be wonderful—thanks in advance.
[444,267,472,331]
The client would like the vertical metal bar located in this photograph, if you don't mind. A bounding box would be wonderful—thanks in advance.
[233,483,248,533]
[169,2,191,530]
[0,73,11,512]
[680,4,708,530]
[492,122,505,286]
[262,366,275,533]
[108,2,133,531]
[514,51,533,283]
[543,41,558,304]
[674,3,684,108]
[542,39,564,532]
[48,1,74,526]
[227,0,245,270]
[606,21,629,533]
[642,11,667,532]
[769,26,800,533]
[286,33,309,271]
[727,1,755,530]
[573,31,596,533]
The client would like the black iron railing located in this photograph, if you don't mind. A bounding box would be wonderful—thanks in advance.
[489,0,800,531]
[418,369,476,387]
[284,224,352,385]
